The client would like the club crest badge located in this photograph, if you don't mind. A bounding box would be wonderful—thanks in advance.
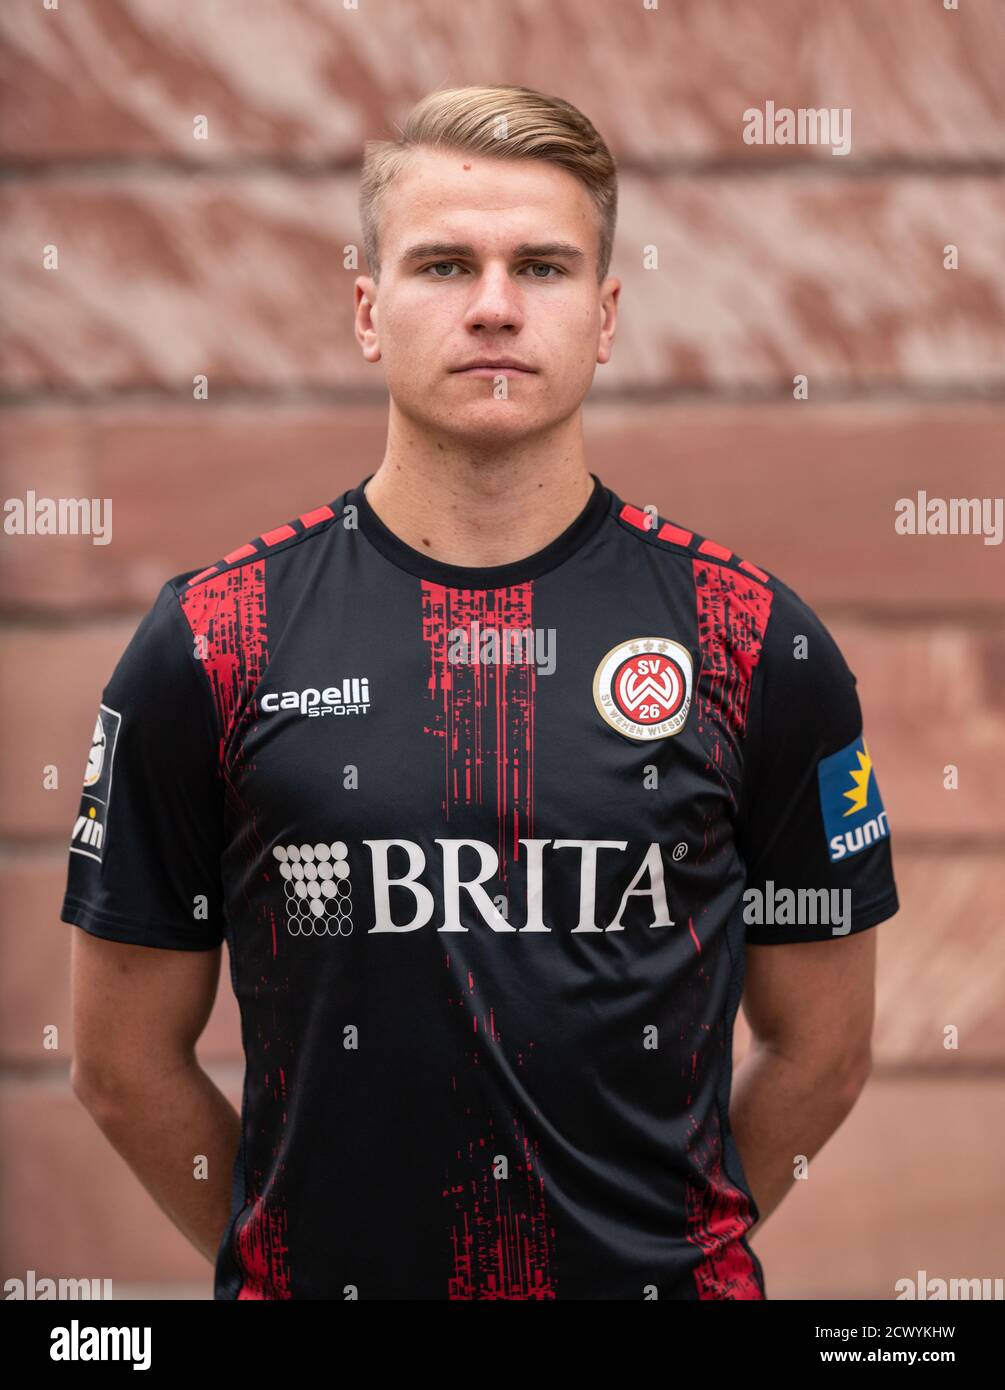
[592,637,694,741]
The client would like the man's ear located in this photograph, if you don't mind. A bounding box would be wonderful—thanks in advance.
[355,276,380,363]
[596,277,620,366]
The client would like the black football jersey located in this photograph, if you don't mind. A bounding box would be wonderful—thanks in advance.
[60,472,899,1300]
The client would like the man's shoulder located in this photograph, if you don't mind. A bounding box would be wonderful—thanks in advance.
[162,491,352,602]
[605,487,843,664]
[609,490,776,590]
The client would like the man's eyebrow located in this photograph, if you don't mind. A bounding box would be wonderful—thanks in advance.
[399,241,586,265]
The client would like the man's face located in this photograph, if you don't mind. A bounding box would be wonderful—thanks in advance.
[355,148,619,445]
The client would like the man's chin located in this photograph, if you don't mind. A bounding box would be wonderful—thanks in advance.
[404,405,558,445]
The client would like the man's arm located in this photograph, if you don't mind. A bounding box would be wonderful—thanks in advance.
[69,926,241,1265]
[729,928,877,1230]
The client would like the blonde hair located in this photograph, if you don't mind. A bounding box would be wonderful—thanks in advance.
[359,85,618,283]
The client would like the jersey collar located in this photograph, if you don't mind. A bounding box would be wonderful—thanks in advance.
[345,471,611,587]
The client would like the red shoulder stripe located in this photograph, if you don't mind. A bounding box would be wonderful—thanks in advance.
[619,502,656,532]
[185,498,341,589]
[697,538,732,562]
[739,558,769,583]
[657,521,693,547]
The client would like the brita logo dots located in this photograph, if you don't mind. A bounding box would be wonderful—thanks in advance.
[272,841,353,935]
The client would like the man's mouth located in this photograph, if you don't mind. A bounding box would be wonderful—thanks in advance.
[451,359,538,376]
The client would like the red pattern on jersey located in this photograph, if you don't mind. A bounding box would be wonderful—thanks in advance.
[687,559,774,1300]
[179,566,293,1300]
[420,582,536,883]
[442,961,558,1299]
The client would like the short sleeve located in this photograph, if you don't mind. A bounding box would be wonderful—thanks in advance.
[59,580,227,951]
[736,581,899,945]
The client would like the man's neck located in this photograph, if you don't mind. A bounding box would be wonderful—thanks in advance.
[362,408,595,568]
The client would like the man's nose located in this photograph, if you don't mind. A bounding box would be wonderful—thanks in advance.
[463,264,524,331]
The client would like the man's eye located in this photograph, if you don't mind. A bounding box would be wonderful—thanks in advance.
[421,262,562,279]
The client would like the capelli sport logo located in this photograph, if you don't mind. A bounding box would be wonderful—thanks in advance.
[593,638,693,741]
[260,679,370,719]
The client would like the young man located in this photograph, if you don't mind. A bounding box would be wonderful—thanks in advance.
[61,85,898,1301]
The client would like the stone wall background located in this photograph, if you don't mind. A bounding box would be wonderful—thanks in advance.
[1,0,1003,1300]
